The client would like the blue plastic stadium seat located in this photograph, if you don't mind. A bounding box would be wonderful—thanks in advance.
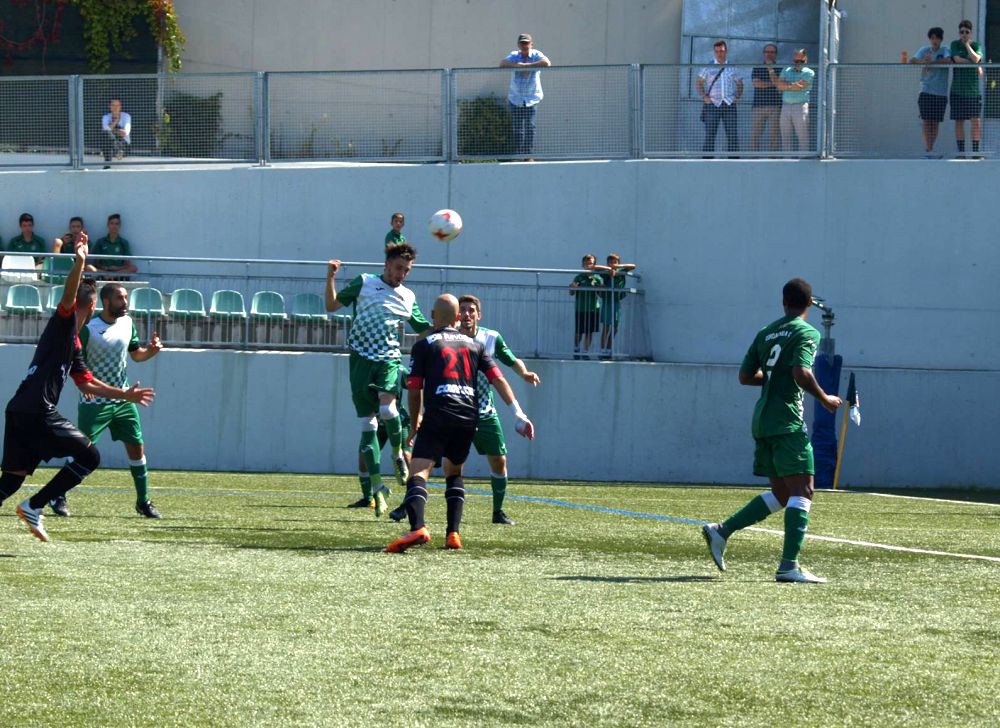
[41,255,73,284]
[130,287,166,316]
[250,291,287,320]
[46,285,65,312]
[291,292,328,321]
[168,288,207,319]
[209,290,247,320]
[5,284,43,314]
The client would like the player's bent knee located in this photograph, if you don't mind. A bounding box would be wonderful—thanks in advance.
[379,401,399,420]
[761,491,783,513]
[359,415,378,432]
[72,443,101,474]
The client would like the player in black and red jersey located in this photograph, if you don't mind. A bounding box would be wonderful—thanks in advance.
[386,294,535,553]
[0,232,155,542]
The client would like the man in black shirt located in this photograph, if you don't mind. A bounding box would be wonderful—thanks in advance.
[386,294,534,553]
[750,43,782,153]
[0,232,155,542]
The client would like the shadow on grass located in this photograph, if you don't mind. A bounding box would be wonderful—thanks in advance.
[553,575,717,584]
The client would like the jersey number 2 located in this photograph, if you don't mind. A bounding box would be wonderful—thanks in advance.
[765,344,781,370]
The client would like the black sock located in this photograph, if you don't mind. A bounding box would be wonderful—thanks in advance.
[0,472,27,506]
[29,453,97,510]
[445,475,465,534]
[973,140,980,153]
[404,475,427,531]
[957,139,966,152]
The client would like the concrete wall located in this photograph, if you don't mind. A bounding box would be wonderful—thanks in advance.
[1,344,994,487]
[2,160,997,371]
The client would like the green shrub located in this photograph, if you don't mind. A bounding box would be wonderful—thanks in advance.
[457,94,512,157]
[156,91,223,157]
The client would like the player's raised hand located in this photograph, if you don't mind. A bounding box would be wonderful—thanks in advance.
[149,331,163,353]
[327,259,341,276]
[125,382,156,407]
[522,370,540,386]
[514,415,535,440]
[74,231,89,261]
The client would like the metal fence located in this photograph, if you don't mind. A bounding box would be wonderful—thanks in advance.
[0,254,650,361]
[3,64,997,165]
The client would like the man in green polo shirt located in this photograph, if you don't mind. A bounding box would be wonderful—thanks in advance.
[87,213,137,277]
[5,212,46,265]
[949,19,983,157]
[701,278,841,584]
[384,212,406,249]
[570,254,603,359]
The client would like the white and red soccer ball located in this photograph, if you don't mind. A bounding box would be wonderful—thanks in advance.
[429,209,463,242]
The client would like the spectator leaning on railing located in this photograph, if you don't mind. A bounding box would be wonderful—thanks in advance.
[750,44,782,154]
[500,33,551,161]
[773,49,815,153]
[86,213,137,278]
[5,212,46,266]
[697,40,742,157]
[949,20,983,158]
[570,253,603,359]
[385,211,406,249]
[910,27,951,159]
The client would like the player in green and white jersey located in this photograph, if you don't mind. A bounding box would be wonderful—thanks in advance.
[326,243,430,516]
[702,278,841,584]
[360,364,412,510]
[51,282,163,518]
[457,294,540,525]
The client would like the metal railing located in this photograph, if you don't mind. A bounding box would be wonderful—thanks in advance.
[0,254,650,361]
[2,63,995,165]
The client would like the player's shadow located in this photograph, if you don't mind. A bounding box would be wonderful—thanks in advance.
[554,575,717,584]
[0,553,16,559]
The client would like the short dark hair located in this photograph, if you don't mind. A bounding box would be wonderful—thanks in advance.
[928,27,944,40]
[99,282,125,305]
[607,252,621,264]
[959,19,973,31]
[77,279,98,307]
[458,294,481,313]
[782,278,813,311]
[714,40,727,50]
[386,242,416,262]
[107,213,121,223]
[582,253,596,264]
[69,216,84,226]
[19,212,33,225]
[391,212,404,223]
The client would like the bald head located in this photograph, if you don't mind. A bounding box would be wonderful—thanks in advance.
[432,294,459,328]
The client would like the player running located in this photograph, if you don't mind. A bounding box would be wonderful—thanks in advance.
[385,294,535,553]
[326,243,430,516]
[701,278,841,583]
[0,233,155,542]
[49,282,163,519]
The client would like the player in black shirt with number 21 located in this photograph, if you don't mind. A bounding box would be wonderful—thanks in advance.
[386,294,534,553]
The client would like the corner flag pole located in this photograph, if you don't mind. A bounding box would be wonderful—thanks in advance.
[832,372,856,491]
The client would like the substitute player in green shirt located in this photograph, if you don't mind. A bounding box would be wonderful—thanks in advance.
[702,278,841,584]
[51,282,163,518]
[326,243,430,516]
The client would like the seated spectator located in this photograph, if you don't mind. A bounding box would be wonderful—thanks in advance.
[102,98,131,165]
[570,253,604,359]
[5,212,46,266]
[86,213,138,277]
[51,216,86,254]
[385,212,406,249]
[597,253,637,358]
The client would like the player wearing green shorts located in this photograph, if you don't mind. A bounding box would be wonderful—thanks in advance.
[457,294,540,525]
[362,365,412,509]
[701,278,841,584]
[51,282,163,518]
[326,243,430,516]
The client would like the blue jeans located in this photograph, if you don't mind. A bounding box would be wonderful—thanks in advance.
[510,103,537,156]
[702,103,739,154]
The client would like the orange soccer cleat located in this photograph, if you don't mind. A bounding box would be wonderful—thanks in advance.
[444,531,463,550]
[385,526,431,553]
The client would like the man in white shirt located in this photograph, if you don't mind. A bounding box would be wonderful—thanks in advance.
[696,40,743,156]
[500,33,551,160]
[101,98,131,164]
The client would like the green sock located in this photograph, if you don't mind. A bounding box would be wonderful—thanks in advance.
[781,507,810,563]
[129,458,149,503]
[491,473,508,512]
[721,494,775,535]
[359,474,372,501]
[359,430,381,493]
[383,415,403,455]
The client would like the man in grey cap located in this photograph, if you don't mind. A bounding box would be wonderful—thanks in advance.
[500,33,551,160]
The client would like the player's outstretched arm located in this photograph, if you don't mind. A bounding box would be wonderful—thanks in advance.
[77,378,155,407]
[512,359,540,386]
[490,375,535,440]
[325,259,343,312]
[792,366,842,413]
[130,332,163,362]
[59,232,89,310]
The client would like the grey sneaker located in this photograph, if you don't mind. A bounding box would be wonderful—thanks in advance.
[17,499,50,542]
[775,565,827,584]
[701,523,727,572]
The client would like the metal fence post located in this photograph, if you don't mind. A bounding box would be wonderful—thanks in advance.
[628,64,641,158]
[444,68,456,162]
[69,75,83,169]
[827,64,837,158]
[260,72,271,165]
[534,272,541,358]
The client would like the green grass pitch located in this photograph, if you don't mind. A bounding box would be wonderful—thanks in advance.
[1,470,998,727]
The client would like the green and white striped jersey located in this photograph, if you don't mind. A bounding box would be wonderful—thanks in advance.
[471,325,518,418]
[79,314,140,404]
[337,273,430,361]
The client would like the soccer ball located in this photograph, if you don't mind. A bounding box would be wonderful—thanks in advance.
[429,209,463,242]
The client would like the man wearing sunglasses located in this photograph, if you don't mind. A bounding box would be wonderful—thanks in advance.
[774,50,815,153]
[949,20,983,157]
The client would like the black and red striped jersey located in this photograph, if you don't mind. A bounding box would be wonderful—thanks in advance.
[408,326,501,424]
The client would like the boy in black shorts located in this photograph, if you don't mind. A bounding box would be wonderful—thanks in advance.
[0,233,155,542]
[385,294,535,553]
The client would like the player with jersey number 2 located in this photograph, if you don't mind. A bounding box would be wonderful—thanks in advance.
[701,278,841,584]
[386,294,534,553]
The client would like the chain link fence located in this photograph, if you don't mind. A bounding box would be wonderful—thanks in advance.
[0,76,72,166]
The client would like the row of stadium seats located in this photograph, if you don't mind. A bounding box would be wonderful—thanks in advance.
[0,285,355,349]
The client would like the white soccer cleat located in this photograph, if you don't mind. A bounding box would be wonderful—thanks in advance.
[701,522,727,572]
[17,499,50,542]
[775,565,827,584]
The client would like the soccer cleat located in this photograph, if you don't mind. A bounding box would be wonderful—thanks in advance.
[136,501,162,519]
[388,503,407,522]
[392,454,409,488]
[16,499,50,542]
[701,523,727,572]
[385,526,431,553]
[347,497,375,509]
[445,531,463,550]
[775,566,827,584]
[49,496,71,517]
[373,488,389,517]
[492,510,515,525]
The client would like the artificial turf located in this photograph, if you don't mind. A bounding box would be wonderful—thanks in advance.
[0,470,997,727]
